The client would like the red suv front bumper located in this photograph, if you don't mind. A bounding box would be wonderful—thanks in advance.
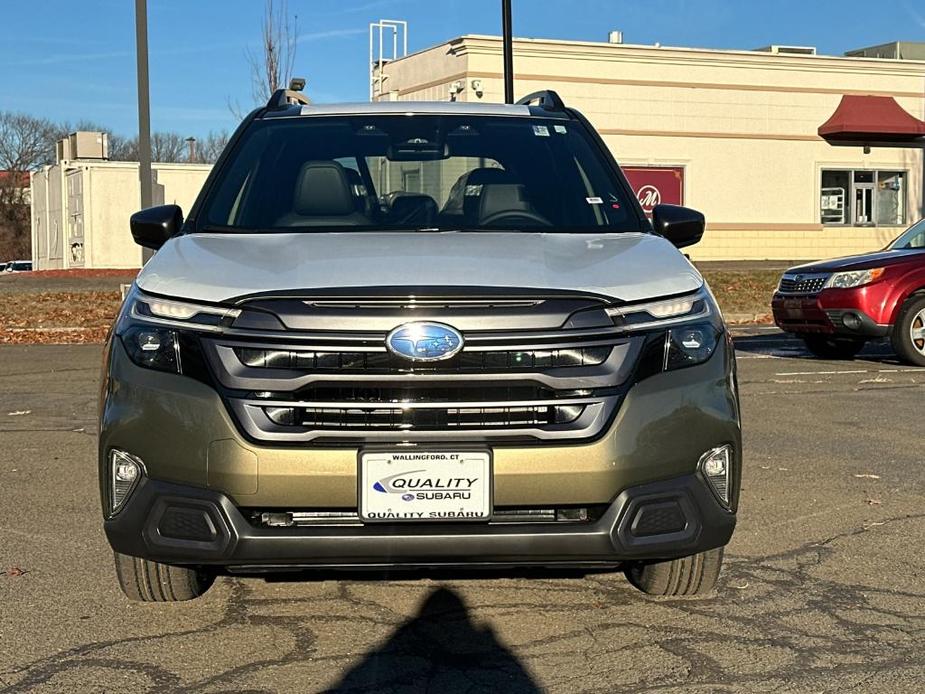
[772,284,893,337]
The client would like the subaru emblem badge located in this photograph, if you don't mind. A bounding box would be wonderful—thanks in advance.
[386,321,464,362]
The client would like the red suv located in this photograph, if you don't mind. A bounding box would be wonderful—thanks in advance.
[772,219,925,365]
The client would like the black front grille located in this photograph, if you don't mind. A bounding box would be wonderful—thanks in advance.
[778,274,828,295]
[289,383,569,403]
[234,345,612,373]
[246,505,608,527]
[263,403,584,430]
[202,292,640,444]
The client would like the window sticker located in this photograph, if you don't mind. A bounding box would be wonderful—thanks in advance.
[586,196,603,205]
[532,125,550,137]
[554,125,567,134]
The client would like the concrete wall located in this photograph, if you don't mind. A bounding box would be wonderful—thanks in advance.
[31,161,211,270]
[378,35,925,261]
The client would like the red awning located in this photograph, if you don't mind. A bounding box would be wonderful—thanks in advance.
[819,95,925,146]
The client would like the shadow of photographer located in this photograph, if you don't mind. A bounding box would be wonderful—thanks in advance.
[327,586,541,693]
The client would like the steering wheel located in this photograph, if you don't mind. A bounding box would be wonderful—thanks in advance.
[479,209,551,227]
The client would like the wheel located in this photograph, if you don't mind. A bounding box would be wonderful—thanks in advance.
[891,295,925,367]
[113,551,214,602]
[802,335,865,360]
[625,547,724,597]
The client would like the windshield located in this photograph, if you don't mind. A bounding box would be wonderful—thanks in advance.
[888,219,925,250]
[198,115,641,233]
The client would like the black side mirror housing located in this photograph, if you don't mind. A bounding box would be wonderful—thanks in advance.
[130,205,183,250]
[651,204,705,249]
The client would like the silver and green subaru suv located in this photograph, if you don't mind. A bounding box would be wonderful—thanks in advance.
[100,88,741,601]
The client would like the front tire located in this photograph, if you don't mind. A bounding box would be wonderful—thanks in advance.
[113,551,214,602]
[802,335,865,360]
[625,547,724,597]
[891,295,925,367]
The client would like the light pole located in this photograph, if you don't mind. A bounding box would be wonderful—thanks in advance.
[134,0,153,209]
[501,0,514,104]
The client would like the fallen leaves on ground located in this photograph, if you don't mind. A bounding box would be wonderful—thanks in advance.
[15,269,138,280]
[0,291,121,343]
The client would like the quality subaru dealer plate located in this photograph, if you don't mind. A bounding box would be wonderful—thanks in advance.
[359,450,491,522]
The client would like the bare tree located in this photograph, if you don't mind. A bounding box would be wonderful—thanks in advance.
[0,112,60,258]
[250,0,298,102]
[228,0,299,117]
[196,131,230,163]
[108,133,140,162]
[0,112,59,173]
[149,132,187,163]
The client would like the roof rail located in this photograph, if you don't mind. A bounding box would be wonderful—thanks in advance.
[515,90,566,111]
[266,79,310,110]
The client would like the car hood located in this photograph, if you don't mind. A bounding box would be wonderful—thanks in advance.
[135,231,703,304]
[787,248,925,274]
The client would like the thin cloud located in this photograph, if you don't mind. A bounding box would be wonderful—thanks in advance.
[3,50,132,67]
[909,7,925,28]
[297,28,367,43]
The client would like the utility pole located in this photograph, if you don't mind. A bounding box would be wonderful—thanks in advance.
[134,0,153,209]
[501,0,514,104]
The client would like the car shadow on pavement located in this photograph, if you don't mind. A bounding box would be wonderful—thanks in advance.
[326,586,541,693]
[732,332,902,364]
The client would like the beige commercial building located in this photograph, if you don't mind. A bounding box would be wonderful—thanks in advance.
[373,35,925,261]
[31,156,210,270]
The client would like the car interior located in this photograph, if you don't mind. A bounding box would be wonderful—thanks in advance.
[206,116,632,232]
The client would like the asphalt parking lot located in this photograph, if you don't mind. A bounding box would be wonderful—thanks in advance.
[1,330,923,693]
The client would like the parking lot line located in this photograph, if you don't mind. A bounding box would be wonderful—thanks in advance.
[775,369,870,376]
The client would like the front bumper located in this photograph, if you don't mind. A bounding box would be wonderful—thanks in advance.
[104,472,736,569]
[100,328,741,569]
[772,291,890,337]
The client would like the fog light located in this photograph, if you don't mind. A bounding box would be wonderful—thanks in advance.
[699,445,732,507]
[110,450,144,514]
[843,313,862,330]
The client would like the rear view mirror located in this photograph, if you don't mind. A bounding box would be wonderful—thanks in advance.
[130,205,183,250]
[387,138,449,161]
[651,204,705,249]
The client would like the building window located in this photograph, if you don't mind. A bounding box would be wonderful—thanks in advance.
[820,169,906,226]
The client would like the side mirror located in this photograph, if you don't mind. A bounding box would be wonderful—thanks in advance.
[130,205,183,250]
[651,204,705,249]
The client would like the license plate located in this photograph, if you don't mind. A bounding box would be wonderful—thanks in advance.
[359,450,491,523]
[783,298,803,310]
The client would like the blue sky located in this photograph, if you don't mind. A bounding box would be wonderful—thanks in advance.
[1,0,923,138]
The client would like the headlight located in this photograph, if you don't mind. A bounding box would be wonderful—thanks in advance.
[664,322,720,371]
[606,288,710,329]
[605,288,722,375]
[130,293,240,330]
[824,268,885,290]
[122,325,182,373]
[116,287,240,376]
